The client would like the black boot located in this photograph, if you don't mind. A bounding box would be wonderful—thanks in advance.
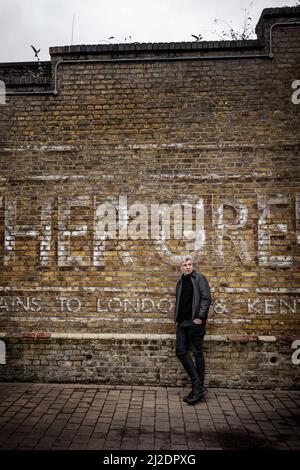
[183,390,194,402]
[183,385,207,402]
[186,387,207,405]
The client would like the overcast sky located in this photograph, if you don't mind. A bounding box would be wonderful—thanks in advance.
[0,0,298,63]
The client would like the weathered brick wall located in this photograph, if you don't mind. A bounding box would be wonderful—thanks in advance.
[0,6,299,388]
[0,62,51,87]
[0,335,297,389]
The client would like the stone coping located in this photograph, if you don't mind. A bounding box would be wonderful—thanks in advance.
[49,39,262,57]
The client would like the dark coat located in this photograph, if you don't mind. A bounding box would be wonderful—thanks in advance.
[175,270,211,322]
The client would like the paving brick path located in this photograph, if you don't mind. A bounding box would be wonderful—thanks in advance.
[0,383,299,450]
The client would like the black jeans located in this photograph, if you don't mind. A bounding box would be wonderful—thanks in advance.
[175,319,205,390]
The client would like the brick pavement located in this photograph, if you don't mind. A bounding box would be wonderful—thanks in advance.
[0,382,299,450]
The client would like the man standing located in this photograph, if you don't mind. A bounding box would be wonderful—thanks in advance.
[175,256,211,405]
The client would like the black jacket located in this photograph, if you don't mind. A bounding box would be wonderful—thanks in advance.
[175,270,211,322]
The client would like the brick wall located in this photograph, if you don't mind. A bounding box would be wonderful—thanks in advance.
[0,335,297,389]
[0,6,299,388]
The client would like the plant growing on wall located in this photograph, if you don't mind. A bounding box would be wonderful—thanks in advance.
[192,2,255,41]
[23,44,44,79]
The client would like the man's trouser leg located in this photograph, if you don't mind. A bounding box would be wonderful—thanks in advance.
[190,323,205,388]
[176,320,202,390]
